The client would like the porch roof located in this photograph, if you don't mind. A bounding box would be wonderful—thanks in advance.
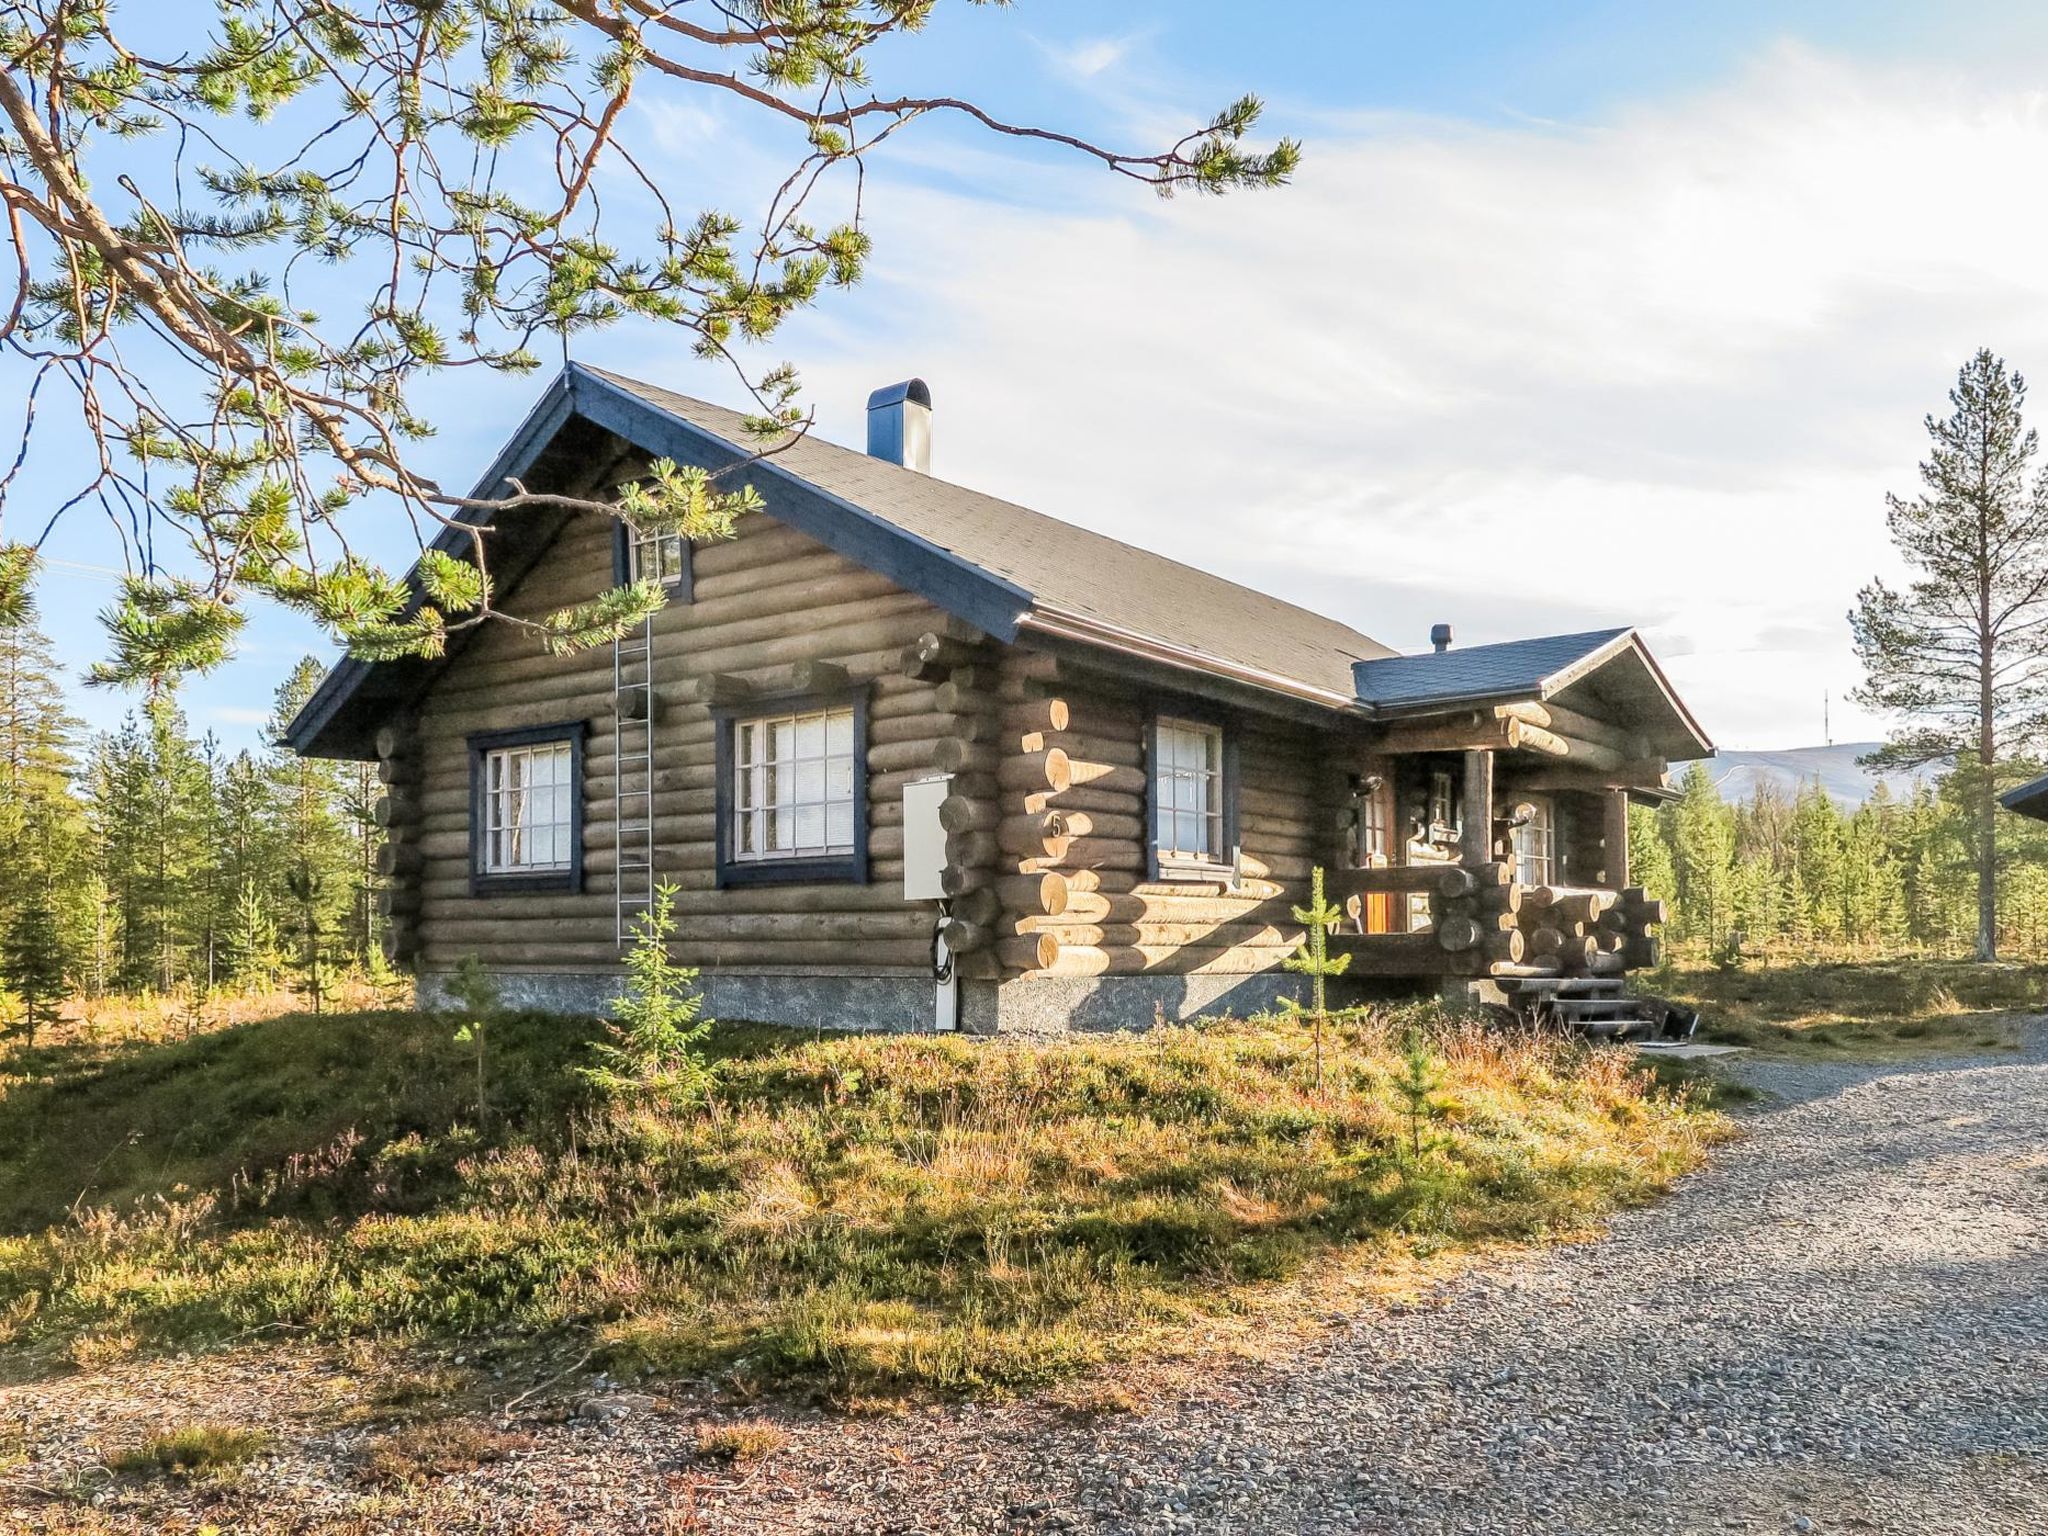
[1351,628,1714,761]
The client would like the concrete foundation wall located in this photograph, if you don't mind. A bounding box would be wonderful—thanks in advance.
[414,968,1388,1036]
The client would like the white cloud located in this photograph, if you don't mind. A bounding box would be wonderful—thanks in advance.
[765,41,2048,750]
[1038,33,1140,80]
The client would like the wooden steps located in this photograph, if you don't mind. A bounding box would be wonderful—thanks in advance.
[1496,973,1695,1042]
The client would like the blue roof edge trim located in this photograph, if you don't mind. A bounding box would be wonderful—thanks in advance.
[564,365,1029,640]
[282,372,580,756]
[283,365,1033,757]
[1350,627,1714,757]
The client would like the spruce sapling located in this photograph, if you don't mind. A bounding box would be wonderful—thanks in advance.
[582,883,713,1101]
[1280,866,1351,1089]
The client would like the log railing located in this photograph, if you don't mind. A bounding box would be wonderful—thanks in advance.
[1327,862,1664,980]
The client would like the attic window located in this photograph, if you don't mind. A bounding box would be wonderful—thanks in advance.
[613,517,693,599]
[627,524,687,586]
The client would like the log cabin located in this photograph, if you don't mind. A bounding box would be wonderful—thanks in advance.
[286,364,1714,1033]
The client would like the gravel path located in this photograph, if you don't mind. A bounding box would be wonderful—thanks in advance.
[9,1032,2046,1534]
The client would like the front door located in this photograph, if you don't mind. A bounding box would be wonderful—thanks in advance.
[1358,775,1396,934]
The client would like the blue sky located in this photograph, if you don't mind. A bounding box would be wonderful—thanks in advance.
[14,1,2048,754]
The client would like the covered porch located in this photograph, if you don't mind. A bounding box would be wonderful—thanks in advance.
[1328,627,1708,996]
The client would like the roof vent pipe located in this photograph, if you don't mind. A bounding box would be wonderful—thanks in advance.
[866,379,932,473]
[1430,622,1454,653]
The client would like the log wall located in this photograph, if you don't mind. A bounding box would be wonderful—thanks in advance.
[398,504,971,974]
[987,650,1339,981]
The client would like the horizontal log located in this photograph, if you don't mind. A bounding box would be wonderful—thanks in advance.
[1011,921,1307,950]
[1064,758,1147,796]
[997,749,1072,795]
[1000,697,1069,736]
[1030,835,1145,874]
[938,795,1000,835]
[995,872,1068,917]
[938,918,990,954]
[1020,731,1142,768]
[1008,942,1298,979]
[933,739,999,776]
[998,815,1068,860]
[998,933,1062,972]
[1024,785,1143,818]
[871,711,989,747]
[373,794,418,830]
[1438,915,1482,952]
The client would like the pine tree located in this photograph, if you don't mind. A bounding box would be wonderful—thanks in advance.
[266,660,361,967]
[1668,763,1737,945]
[1852,349,2048,960]
[0,582,87,926]
[222,879,279,991]
[2,887,67,1045]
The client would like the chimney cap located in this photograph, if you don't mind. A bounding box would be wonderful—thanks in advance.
[866,378,931,413]
[1430,622,1454,653]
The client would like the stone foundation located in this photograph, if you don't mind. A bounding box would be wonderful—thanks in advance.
[414,967,1402,1035]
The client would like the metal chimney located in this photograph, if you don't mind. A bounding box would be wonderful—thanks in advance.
[866,379,931,473]
[1430,622,1454,653]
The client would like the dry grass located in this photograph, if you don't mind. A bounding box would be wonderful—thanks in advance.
[1647,954,2042,1056]
[692,1417,789,1463]
[1051,1377,1148,1421]
[359,1419,535,1485]
[104,1422,271,1478]
[0,1005,1724,1401]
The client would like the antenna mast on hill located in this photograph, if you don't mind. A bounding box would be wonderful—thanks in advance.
[1824,690,1832,747]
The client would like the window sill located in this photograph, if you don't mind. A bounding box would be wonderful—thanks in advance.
[718,855,865,888]
[470,870,581,896]
[1155,859,1238,885]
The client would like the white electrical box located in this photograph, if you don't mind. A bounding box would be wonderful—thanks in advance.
[902,774,952,901]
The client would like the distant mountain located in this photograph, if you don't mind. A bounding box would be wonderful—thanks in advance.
[1709,742,1944,807]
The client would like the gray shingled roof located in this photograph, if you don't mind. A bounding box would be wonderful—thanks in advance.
[587,368,1398,697]
[2002,771,2048,822]
[1351,629,1634,710]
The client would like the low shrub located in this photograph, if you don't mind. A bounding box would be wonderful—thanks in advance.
[1,1006,1725,1400]
[693,1418,789,1463]
[360,1419,534,1484]
[106,1423,270,1477]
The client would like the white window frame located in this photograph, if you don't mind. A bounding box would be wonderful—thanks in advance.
[479,739,575,874]
[1428,768,1457,834]
[1512,797,1556,886]
[626,522,687,587]
[1153,716,1227,868]
[729,703,859,865]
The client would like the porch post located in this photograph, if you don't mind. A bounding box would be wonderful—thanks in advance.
[1460,749,1494,866]
[1602,788,1631,888]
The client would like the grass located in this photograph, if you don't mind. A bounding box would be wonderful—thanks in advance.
[105,1423,271,1478]
[1646,953,2044,1056]
[693,1417,789,1463]
[360,1419,535,1485]
[0,1002,1724,1401]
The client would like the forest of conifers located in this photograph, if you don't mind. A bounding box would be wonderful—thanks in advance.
[2,582,2045,1023]
[0,597,377,1011]
[1630,759,2048,958]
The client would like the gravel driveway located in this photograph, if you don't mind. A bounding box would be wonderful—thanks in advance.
[10,1032,2046,1535]
[709,1032,2048,1536]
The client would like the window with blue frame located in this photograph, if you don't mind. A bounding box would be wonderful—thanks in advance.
[714,692,868,886]
[467,722,586,894]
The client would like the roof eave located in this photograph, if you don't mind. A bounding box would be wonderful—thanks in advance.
[1019,606,1365,716]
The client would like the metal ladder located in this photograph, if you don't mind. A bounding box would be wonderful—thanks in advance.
[612,615,657,945]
